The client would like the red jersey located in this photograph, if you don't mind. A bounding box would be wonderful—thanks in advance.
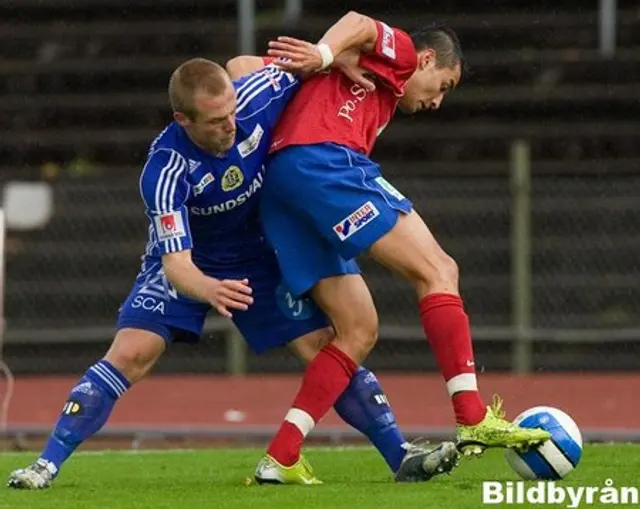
[270,21,418,156]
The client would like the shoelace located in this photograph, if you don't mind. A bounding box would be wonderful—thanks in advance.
[300,456,313,474]
[33,460,52,478]
[489,394,506,419]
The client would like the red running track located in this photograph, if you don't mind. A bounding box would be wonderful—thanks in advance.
[6,373,639,431]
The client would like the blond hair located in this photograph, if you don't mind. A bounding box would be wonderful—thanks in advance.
[168,58,230,119]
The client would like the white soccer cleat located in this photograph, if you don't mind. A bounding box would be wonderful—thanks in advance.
[7,459,57,489]
[395,441,460,483]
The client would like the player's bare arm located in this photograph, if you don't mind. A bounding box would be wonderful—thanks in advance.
[268,11,377,68]
[162,250,253,318]
[267,11,377,73]
[225,55,266,80]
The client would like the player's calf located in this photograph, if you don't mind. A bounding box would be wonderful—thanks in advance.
[334,367,408,473]
[7,329,164,489]
[311,274,379,364]
[370,211,488,427]
[290,334,410,476]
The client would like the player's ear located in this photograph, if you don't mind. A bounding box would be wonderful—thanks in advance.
[418,48,436,70]
[173,111,190,127]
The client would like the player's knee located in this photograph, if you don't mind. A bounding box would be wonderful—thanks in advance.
[104,330,165,384]
[289,327,336,364]
[436,254,459,286]
[413,252,459,295]
[335,311,378,360]
[354,321,378,356]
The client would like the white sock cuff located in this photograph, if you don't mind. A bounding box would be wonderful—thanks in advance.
[446,373,478,395]
[284,408,315,437]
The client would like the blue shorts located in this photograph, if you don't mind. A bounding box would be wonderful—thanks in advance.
[260,143,413,297]
[115,254,329,354]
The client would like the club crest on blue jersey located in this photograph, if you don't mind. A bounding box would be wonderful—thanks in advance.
[333,201,380,241]
[221,165,244,192]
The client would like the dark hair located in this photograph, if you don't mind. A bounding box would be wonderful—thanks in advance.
[409,23,468,78]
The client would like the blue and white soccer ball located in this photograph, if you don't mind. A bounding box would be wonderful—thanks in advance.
[504,406,582,480]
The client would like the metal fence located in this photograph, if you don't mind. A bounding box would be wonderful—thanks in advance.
[3,146,640,374]
[0,0,638,444]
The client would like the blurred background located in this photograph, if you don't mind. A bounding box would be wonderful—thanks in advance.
[0,0,639,449]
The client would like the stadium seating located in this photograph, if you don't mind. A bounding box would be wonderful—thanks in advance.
[2,0,639,372]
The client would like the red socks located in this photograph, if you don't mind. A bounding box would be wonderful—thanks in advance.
[419,293,487,425]
[267,292,486,467]
[267,344,358,466]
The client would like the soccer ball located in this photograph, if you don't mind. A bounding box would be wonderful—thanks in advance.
[504,406,582,480]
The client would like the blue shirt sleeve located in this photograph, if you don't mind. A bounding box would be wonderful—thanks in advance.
[233,64,301,129]
[138,148,193,255]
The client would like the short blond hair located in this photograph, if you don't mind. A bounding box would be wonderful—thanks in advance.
[168,58,230,119]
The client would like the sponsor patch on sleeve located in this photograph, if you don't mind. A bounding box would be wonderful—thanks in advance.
[380,22,397,60]
[154,211,186,242]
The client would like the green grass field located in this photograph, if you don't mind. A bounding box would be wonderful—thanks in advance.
[1,445,638,509]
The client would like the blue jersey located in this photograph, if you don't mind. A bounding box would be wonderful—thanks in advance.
[117,64,328,351]
[137,64,300,283]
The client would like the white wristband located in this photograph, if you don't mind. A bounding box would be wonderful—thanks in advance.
[317,43,334,69]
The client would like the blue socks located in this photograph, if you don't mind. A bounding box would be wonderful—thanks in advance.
[40,360,130,474]
[334,367,407,472]
[39,361,404,475]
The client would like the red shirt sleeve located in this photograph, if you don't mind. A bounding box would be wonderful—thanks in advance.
[358,20,418,95]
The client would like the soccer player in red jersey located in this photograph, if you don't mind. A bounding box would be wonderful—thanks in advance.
[231,11,551,482]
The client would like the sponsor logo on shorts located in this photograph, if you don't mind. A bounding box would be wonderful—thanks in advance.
[375,176,405,201]
[333,201,380,241]
[221,165,245,191]
[137,268,178,301]
[194,172,215,196]
[132,295,166,314]
[154,212,186,242]
[276,284,315,321]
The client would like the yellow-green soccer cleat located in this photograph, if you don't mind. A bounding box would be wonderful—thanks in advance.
[456,395,552,456]
[254,454,323,485]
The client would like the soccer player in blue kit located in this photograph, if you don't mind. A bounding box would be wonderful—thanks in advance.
[8,49,457,490]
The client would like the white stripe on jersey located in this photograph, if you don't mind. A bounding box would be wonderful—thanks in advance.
[235,72,270,105]
[139,148,186,253]
[236,67,291,113]
[158,151,185,212]
[236,80,273,113]
[236,70,299,120]
[152,150,174,213]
